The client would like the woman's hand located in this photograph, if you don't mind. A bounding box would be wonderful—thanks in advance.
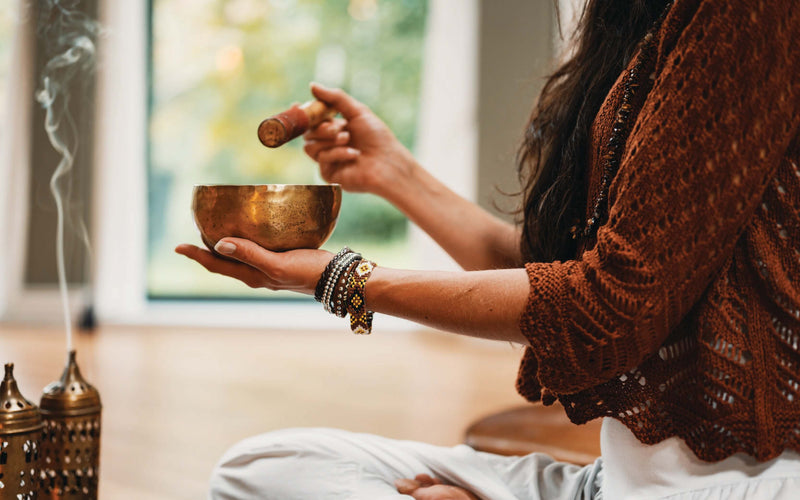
[177,238,530,344]
[174,239,332,295]
[303,83,418,201]
[395,474,479,500]
[305,84,521,271]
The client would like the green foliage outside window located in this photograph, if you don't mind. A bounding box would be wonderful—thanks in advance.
[148,0,428,298]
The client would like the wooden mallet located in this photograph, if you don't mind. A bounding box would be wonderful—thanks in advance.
[257,100,338,148]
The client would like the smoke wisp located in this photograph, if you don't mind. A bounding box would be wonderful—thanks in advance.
[35,0,101,352]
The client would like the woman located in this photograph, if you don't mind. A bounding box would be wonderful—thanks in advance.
[176,0,800,498]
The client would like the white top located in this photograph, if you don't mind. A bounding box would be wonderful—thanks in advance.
[601,418,800,499]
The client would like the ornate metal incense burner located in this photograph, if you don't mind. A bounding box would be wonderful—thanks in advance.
[0,363,43,500]
[39,351,102,499]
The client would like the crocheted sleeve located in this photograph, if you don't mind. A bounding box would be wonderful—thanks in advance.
[518,0,800,395]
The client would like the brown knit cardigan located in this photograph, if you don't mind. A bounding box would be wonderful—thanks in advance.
[516,0,800,462]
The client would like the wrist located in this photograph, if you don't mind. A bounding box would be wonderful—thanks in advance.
[314,247,379,334]
[384,160,445,220]
[370,147,422,204]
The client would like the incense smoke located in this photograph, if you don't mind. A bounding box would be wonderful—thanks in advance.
[35,0,101,352]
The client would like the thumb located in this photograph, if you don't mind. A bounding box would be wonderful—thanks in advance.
[310,82,366,120]
[214,237,276,273]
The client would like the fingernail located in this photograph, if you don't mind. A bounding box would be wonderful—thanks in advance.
[215,241,237,255]
[347,148,360,156]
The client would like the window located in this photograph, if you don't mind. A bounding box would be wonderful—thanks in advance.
[148,0,428,298]
[91,0,478,327]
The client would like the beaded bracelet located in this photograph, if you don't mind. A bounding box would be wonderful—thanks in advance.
[317,248,360,313]
[329,259,359,318]
[346,259,377,335]
[322,252,357,313]
[314,247,352,303]
[323,252,361,314]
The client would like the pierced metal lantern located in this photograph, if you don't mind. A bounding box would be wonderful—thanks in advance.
[40,351,101,499]
[0,363,43,500]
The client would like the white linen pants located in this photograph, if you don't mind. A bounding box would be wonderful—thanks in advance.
[208,427,603,500]
[208,427,800,499]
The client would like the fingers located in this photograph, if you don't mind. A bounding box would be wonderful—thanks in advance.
[318,161,366,188]
[303,119,359,166]
[174,244,267,289]
[304,118,347,141]
[179,239,333,295]
[395,475,479,500]
[317,147,360,165]
[303,135,353,162]
[410,486,480,500]
[307,141,362,184]
[394,475,440,494]
[414,474,442,486]
[311,82,366,120]
[211,238,282,279]
[395,478,421,495]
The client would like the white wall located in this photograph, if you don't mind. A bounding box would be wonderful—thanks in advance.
[475,0,555,219]
[0,3,34,319]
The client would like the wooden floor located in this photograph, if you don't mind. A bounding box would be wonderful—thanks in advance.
[0,324,526,500]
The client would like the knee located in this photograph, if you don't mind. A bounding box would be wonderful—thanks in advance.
[208,428,356,500]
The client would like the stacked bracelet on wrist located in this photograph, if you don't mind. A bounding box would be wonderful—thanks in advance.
[315,248,377,334]
[346,259,377,335]
[316,247,362,315]
[325,253,361,315]
[314,247,351,303]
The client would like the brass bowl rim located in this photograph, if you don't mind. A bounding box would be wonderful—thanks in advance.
[191,183,342,252]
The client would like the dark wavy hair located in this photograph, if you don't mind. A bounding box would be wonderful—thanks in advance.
[518,0,669,262]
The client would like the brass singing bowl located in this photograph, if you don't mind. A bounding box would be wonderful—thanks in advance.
[192,184,342,253]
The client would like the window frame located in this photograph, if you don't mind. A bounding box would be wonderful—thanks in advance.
[86,0,480,329]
